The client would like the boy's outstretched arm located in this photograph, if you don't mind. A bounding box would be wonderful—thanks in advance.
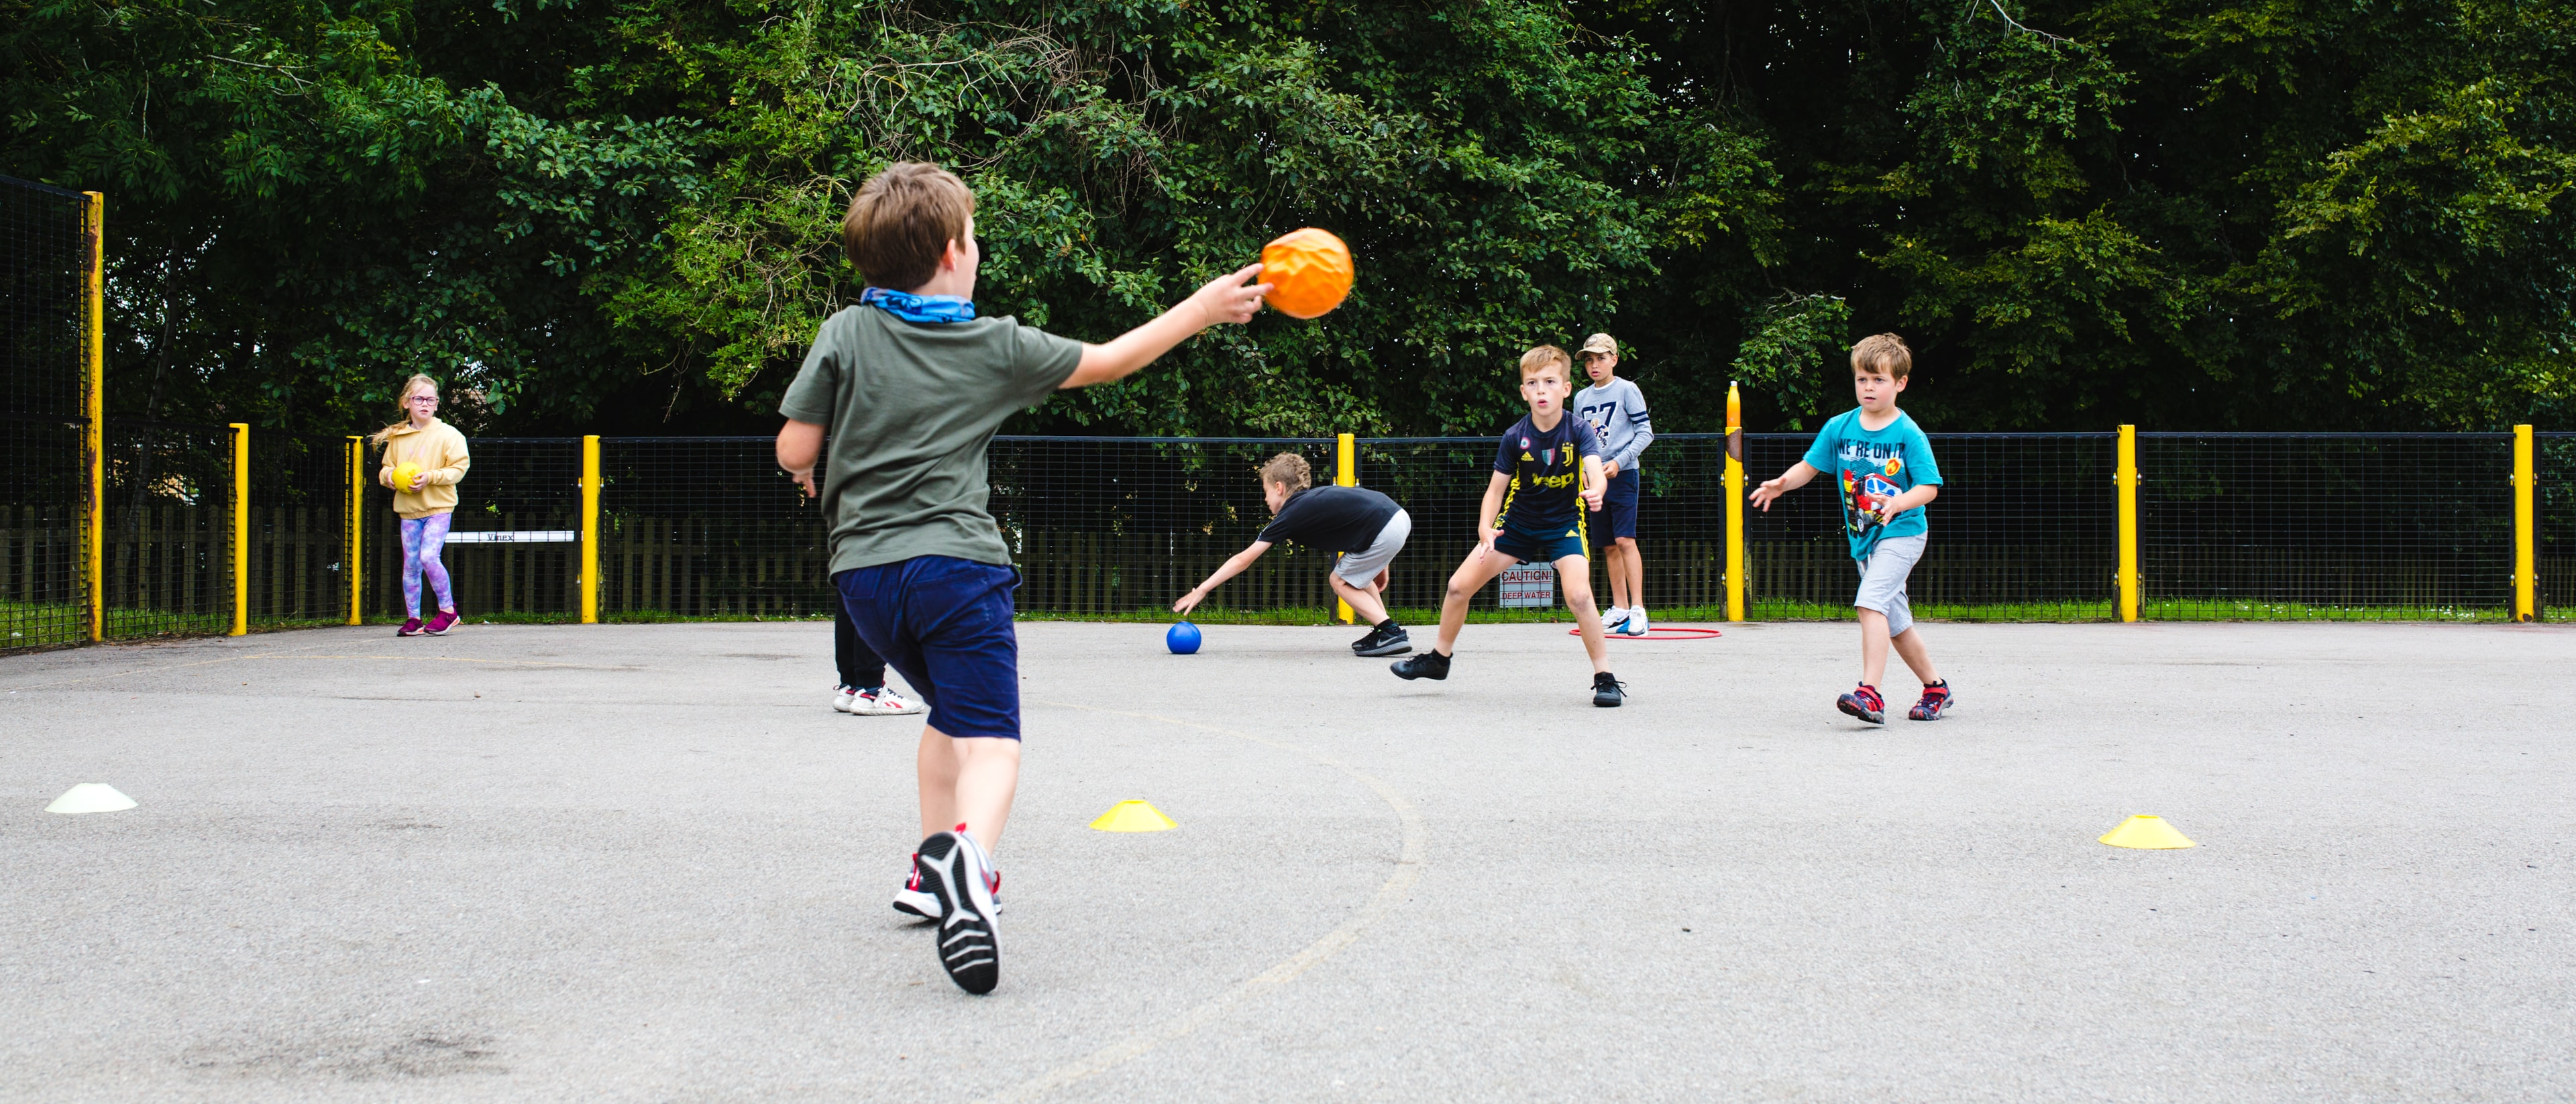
[1750,461,1821,510]
[1175,541,1274,614]
[1062,264,1273,389]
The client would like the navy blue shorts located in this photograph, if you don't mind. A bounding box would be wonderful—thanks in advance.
[1494,526,1587,565]
[833,556,1022,740]
[1591,469,1640,547]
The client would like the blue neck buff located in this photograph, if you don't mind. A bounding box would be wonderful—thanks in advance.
[861,286,977,324]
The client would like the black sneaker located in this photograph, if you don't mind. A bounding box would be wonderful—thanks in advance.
[1592,671,1626,707]
[1352,624,1413,657]
[1390,650,1451,680]
[916,828,1000,995]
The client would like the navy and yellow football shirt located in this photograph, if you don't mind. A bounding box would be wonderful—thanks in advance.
[1490,413,1602,537]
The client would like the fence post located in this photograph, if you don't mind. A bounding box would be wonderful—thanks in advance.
[2514,424,2535,622]
[582,435,601,624]
[83,191,105,642]
[1335,432,1355,624]
[346,437,364,624]
[1725,382,1745,622]
[230,423,249,636]
[2117,425,2139,622]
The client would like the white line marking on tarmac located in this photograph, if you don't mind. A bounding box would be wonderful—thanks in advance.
[3,647,631,689]
[975,702,1426,1104]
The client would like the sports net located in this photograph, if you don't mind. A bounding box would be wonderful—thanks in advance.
[102,420,231,639]
[2542,431,2575,621]
[2139,433,2515,620]
[1,175,89,651]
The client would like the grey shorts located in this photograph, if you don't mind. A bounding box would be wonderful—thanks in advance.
[1334,508,1411,586]
[1854,534,1927,635]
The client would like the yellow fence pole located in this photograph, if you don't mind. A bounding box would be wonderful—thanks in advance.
[229,423,249,636]
[83,191,104,642]
[581,435,600,624]
[1334,432,1356,624]
[2117,425,2140,622]
[347,436,364,624]
[2514,424,2536,622]
[1725,382,1744,622]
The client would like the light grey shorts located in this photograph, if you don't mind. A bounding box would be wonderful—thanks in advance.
[1334,508,1411,586]
[1854,534,1927,635]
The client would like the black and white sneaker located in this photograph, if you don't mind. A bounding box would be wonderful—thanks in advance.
[893,857,940,920]
[1351,622,1413,657]
[1389,650,1451,681]
[916,828,1000,995]
[1592,671,1626,708]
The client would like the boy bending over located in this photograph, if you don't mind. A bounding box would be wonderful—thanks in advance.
[1389,345,1625,706]
[1748,333,1953,724]
[775,163,1271,993]
[1175,452,1417,656]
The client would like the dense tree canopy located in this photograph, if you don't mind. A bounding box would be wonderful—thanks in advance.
[5,0,2569,436]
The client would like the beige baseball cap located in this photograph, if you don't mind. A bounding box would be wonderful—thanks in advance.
[1579,333,1618,356]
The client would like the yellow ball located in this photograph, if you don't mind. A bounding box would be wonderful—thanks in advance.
[391,462,422,491]
[1260,228,1354,319]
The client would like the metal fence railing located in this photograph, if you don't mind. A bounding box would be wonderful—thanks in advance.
[5,429,2567,649]
[1,174,91,652]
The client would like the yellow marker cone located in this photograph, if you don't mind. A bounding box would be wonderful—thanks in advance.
[2099,814,2194,849]
[46,783,137,815]
[1089,799,1177,832]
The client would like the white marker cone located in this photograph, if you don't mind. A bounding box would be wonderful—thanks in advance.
[46,783,137,815]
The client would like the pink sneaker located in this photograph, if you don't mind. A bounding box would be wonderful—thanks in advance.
[423,609,459,635]
[396,618,424,637]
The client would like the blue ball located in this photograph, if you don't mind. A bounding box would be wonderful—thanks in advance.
[1166,621,1203,655]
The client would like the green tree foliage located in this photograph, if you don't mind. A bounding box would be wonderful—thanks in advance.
[5,0,2569,435]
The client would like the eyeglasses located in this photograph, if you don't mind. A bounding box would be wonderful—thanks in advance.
[407,395,439,404]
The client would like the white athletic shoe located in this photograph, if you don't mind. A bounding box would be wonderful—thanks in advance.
[1603,606,1631,633]
[893,856,1000,920]
[1621,608,1650,636]
[847,685,924,716]
[918,828,1001,994]
[833,686,861,713]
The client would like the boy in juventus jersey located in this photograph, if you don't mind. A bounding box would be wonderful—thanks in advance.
[1390,345,1625,706]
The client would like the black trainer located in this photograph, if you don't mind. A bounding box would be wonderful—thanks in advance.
[916,828,1000,995]
[1592,671,1626,707]
[1352,623,1413,657]
[1389,649,1451,680]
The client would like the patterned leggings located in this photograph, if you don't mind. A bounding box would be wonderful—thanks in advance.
[400,512,455,618]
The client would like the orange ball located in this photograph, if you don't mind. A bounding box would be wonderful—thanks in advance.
[1260,228,1354,319]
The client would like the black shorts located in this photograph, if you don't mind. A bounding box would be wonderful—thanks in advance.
[1591,468,1640,547]
[1494,526,1587,565]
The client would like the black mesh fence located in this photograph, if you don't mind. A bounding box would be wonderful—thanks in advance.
[1739,433,2118,620]
[248,433,351,626]
[598,437,833,618]
[101,419,231,639]
[2139,433,2516,620]
[365,437,580,620]
[2542,432,2575,622]
[1,175,89,651]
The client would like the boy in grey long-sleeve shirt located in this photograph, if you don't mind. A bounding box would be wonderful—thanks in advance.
[1574,333,1656,634]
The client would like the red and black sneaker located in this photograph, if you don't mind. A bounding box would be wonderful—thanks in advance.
[1908,681,1953,721]
[1837,683,1886,724]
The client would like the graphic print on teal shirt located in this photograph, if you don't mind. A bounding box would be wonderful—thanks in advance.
[1799,409,1942,560]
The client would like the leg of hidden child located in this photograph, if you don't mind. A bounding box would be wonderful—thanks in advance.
[773,162,1277,995]
[1392,345,1624,706]
[370,373,470,636]
[833,599,922,715]
[1173,451,1415,657]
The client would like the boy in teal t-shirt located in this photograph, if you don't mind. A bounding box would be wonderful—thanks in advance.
[1750,333,1953,724]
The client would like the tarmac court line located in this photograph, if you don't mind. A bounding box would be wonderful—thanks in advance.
[975,701,1428,1103]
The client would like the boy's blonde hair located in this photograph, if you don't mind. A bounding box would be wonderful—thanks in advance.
[1851,333,1913,380]
[1518,344,1572,383]
[843,162,975,291]
[1260,451,1312,491]
[369,374,439,445]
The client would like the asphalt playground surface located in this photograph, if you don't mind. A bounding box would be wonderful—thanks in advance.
[3,618,2571,1102]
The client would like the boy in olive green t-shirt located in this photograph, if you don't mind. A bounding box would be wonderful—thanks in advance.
[774,162,1272,995]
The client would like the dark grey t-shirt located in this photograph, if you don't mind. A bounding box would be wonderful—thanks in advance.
[779,306,1083,573]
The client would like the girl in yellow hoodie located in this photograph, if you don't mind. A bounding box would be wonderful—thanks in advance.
[372,374,472,636]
